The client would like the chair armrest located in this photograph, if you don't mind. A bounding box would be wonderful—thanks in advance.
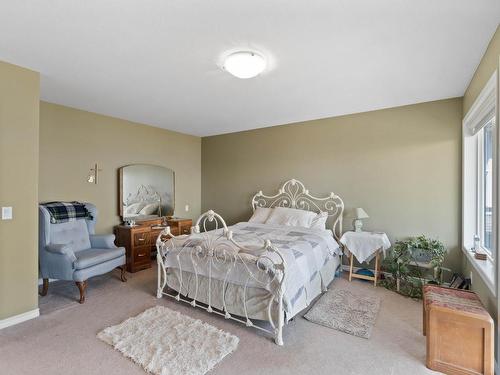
[90,234,117,249]
[46,243,77,262]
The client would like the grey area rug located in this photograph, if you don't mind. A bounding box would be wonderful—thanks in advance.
[304,288,381,339]
[98,306,239,375]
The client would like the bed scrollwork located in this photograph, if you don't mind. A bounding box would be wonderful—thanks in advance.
[156,179,345,345]
[156,210,288,345]
[251,179,344,240]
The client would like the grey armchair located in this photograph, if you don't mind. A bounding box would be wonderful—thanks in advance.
[39,203,126,303]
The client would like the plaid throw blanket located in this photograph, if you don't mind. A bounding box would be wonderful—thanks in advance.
[41,201,93,223]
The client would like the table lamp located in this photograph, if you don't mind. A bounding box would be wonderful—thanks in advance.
[353,208,369,232]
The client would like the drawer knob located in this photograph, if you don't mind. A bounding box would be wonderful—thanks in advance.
[138,253,146,257]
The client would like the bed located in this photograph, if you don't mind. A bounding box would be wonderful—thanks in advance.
[156,179,344,345]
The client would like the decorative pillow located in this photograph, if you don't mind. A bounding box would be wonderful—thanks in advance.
[249,207,273,224]
[265,207,316,228]
[310,211,328,230]
[139,203,159,216]
[125,202,146,215]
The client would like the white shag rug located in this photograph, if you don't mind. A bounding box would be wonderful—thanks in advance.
[98,306,239,375]
[304,289,381,339]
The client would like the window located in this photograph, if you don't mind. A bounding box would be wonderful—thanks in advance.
[462,71,497,294]
[477,117,495,256]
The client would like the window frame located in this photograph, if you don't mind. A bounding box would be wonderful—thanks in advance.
[476,119,495,260]
[462,71,498,295]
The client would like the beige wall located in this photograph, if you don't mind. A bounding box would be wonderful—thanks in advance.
[0,61,40,320]
[39,102,201,234]
[202,98,463,271]
[463,25,500,115]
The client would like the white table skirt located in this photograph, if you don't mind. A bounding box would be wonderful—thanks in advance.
[340,231,391,263]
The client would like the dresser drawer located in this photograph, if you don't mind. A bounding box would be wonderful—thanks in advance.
[166,219,192,236]
[151,230,170,243]
[133,232,150,246]
[169,227,180,236]
[134,246,151,263]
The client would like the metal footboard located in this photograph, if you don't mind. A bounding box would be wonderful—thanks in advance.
[156,210,287,345]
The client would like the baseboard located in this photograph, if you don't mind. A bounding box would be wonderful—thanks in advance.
[0,308,39,330]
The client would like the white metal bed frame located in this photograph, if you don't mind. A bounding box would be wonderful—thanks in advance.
[156,179,344,345]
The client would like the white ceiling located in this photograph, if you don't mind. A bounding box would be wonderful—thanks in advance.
[0,1,499,136]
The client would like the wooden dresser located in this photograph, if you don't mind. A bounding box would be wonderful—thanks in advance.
[165,218,192,236]
[115,217,192,273]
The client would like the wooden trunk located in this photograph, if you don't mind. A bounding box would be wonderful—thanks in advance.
[423,285,494,375]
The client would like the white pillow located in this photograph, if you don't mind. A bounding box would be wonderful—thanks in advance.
[265,207,316,228]
[139,203,159,215]
[125,202,146,215]
[249,207,273,224]
[310,211,328,230]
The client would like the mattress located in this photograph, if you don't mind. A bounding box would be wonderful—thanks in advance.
[165,254,340,321]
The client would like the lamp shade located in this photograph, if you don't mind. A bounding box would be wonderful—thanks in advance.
[354,208,369,219]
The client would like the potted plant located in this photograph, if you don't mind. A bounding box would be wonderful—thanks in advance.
[381,235,447,298]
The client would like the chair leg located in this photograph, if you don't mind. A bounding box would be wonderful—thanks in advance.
[118,266,127,282]
[349,252,354,282]
[374,251,379,287]
[75,281,87,304]
[39,278,49,296]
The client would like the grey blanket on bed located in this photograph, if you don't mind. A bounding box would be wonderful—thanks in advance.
[161,222,341,313]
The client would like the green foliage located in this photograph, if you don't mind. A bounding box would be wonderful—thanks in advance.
[382,235,446,299]
[380,277,424,299]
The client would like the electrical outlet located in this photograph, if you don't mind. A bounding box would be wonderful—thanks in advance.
[1,206,13,220]
[185,204,190,212]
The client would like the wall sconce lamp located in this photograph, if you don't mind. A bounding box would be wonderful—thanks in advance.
[87,163,102,184]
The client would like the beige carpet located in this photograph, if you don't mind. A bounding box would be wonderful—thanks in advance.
[38,273,114,314]
[0,268,436,375]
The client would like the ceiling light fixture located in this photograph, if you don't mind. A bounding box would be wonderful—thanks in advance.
[223,51,266,79]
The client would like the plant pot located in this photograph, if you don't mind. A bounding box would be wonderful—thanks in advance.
[410,247,432,263]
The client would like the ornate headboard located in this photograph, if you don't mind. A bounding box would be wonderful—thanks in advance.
[251,179,344,240]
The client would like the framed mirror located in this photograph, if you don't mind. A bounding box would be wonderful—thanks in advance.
[119,164,175,221]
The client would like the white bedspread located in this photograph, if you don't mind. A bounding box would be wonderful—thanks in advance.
[160,222,341,313]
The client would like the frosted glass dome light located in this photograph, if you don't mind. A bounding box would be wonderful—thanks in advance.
[223,51,266,79]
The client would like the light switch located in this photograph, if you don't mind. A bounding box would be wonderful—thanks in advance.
[2,207,13,220]
[185,204,190,212]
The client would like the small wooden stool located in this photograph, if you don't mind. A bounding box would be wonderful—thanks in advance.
[423,285,494,375]
[348,248,381,286]
[340,231,390,287]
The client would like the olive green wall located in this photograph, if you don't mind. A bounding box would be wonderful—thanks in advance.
[461,25,500,333]
[202,98,463,272]
[0,61,40,320]
[39,102,201,234]
[463,25,500,114]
